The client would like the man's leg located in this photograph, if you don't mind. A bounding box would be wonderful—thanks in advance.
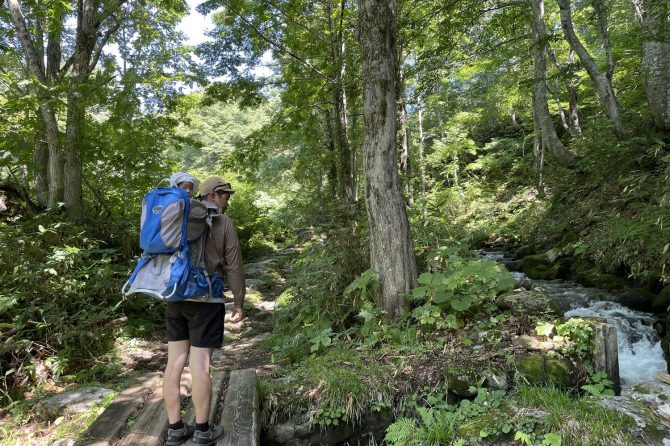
[164,340,190,423]
[189,346,214,423]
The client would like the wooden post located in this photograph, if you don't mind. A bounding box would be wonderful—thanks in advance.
[593,322,621,395]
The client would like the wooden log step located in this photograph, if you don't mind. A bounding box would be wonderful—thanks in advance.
[218,368,259,446]
[116,368,193,446]
[78,372,162,446]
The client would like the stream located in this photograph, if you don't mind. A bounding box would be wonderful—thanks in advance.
[480,250,668,385]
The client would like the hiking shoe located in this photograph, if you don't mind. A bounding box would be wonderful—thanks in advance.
[192,426,225,445]
[165,424,195,446]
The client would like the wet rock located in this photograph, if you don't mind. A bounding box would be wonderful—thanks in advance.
[520,255,566,280]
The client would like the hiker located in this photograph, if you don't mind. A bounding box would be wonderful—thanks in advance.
[162,175,245,446]
[168,171,200,197]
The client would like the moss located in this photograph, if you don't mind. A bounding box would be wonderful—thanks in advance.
[514,355,574,388]
[455,408,509,440]
[520,254,551,279]
[575,268,630,289]
[445,366,484,396]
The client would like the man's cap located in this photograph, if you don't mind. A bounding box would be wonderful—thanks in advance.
[200,176,235,196]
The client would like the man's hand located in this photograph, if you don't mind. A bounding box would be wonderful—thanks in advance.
[229,305,244,323]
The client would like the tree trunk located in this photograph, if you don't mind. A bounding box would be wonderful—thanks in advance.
[328,0,354,203]
[566,50,582,134]
[33,119,49,208]
[556,0,626,137]
[529,0,577,167]
[417,107,427,218]
[6,0,64,206]
[326,108,339,201]
[63,0,99,218]
[358,0,418,318]
[640,0,670,131]
[593,0,615,82]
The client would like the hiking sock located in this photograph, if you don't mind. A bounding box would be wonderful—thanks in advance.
[169,420,185,431]
[195,422,209,432]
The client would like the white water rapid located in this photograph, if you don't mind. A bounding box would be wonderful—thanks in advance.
[480,250,668,385]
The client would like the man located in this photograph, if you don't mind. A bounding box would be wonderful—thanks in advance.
[163,176,245,446]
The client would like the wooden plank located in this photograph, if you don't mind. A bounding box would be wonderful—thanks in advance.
[218,369,259,446]
[184,370,228,426]
[78,372,162,446]
[117,393,168,446]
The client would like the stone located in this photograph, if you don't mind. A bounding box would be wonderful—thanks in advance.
[263,409,394,446]
[445,366,482,397]
[38,387,114,421]
[544,247,561,264]
[514,354,575,388]
[496,290,563,317]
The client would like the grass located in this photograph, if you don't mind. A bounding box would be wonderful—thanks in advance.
[513,385,639,446]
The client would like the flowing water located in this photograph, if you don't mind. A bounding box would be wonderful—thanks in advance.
[480,250,668,385]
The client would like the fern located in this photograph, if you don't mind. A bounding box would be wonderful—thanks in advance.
[385,418,419,445]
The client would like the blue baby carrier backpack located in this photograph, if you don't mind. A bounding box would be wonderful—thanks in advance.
[122,186,223,301]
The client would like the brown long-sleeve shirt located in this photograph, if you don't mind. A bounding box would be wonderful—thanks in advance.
[204,214,246,307]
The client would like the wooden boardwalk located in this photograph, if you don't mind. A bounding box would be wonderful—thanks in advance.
[78,368,259,446]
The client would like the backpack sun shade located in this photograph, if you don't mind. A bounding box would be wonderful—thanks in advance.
[121,187,224,302]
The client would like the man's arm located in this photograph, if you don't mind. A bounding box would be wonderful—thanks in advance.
[221,216,245,321]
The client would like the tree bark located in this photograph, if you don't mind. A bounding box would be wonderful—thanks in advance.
[326,107,339,200]
[529,0,577,167]
[640,0,670,131]
[359,0,418,318]
[556,0,626,137]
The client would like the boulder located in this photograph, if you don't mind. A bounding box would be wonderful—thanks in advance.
[514,355,576,388]
[496,290,563,317]
[37,387,113,421]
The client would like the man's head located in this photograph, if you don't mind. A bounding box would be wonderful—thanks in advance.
[200,176,235,212]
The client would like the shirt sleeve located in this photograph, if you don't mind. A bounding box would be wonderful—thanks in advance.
[220,216,246,307]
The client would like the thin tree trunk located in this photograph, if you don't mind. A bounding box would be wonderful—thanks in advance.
[529,0,577,167]
[593,0,615,82]
[640,0,670,131]
[328,0,354,203]
[556,0,626,137]
[64,0,99,218]
[566,50,582,134]
[326,108,339,200]
[417,107,427,218]
[33,119,49,208]
[359,0,418,318]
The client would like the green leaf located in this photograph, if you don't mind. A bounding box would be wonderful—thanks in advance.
[450,296,472,312]
[502,424,512,434]
[542,432,562,446]
[535,321,555,337]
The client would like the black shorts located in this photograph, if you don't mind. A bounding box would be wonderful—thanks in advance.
[166,301,225,348]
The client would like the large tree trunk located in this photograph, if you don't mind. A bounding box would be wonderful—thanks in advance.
[63,0,99,218]
[556,0,626,137]
[529,0,577,167]
[640,0,670,131]
[326,108,339,200]
[359,0,418,318]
